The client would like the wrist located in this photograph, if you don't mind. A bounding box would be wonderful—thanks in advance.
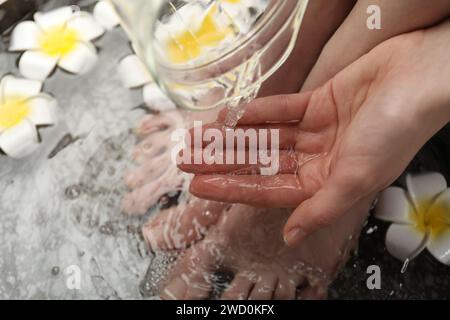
[398,20,450,131]
[422,19,450,124]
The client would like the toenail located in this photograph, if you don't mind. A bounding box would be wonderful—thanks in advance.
[283,228,306,246]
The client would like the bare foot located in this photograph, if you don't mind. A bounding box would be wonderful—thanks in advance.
[143,195,230,250]
[143,198,371,300]
[122,107,221,215]
[122,111,186,215]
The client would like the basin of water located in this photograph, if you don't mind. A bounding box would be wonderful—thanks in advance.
[0,0,449,300]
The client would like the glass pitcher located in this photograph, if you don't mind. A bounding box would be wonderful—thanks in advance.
[109,0,309,115]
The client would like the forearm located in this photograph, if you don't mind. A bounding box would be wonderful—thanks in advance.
[411,19,450,130]
[303,0,450,90]
[259,0,355,97]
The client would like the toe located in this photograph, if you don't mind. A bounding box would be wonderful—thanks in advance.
[297,285,328,300]
[221,272,255,300]
[124,160,167,189]
[135,114,174,138]
[143,215,175,251]
[184,272,213,300]
[143,198,227,251]
[248,272,277,300]
[273,277,297,300]
[161,277,187,300]
[162,240,219,300]
[132,134,170,164]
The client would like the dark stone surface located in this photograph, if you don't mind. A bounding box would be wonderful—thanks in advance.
[332,126,450,299]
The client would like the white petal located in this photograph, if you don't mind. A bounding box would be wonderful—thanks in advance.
[34,6,75,31]
[9,21,42,51]
[375,187,413,223]
[432,187,450,207]
[66,12,105,41]
[428,229,450,266]
[0,76,42,101]
[130,42,142,57]
[385,224,426,261]
[0,120,39,158]
[58,42,98,74]
[27,94,58,126]
[93,1,120,30]
[406,172,447,210]
[118,55,153,88]
[143,83,177,111]
[18,50,58,81]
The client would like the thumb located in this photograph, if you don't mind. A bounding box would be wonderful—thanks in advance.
[283,167,374,246]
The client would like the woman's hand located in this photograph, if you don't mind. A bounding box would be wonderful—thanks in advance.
[179,20,450,246]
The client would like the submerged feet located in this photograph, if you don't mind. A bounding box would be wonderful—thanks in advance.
[143,198,371,300]
[122,111,186,215]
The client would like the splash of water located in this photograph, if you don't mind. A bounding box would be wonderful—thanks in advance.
[401,258,410,274]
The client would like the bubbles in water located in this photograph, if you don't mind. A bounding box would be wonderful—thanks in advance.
[51,266,60,276]
[65,184,82,200]
[140,251,180,298]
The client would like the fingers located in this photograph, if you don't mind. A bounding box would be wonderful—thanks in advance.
[217,92,312,125]
[179,150,298,175]
[190,174,309,208]
[186,123,298,150]
[283,165,374,246]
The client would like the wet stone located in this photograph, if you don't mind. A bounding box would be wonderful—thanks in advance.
[107,167,116,176]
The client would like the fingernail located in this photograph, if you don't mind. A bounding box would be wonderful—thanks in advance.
[283,228,306,246]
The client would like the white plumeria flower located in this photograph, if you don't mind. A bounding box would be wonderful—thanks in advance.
[118,54,177,112]
[0,75,57,158]
[93,0,120,30]
[9,6,105,81]
[375,172,450,265]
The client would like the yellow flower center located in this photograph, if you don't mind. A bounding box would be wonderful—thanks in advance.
[0,97,30,129]
[39,26,79,57]
[411,199,450,238]
[166,5,233,63]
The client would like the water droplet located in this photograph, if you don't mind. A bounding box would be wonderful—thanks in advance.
[401,258,409,274]
[100,222,115,235]
[51,266,60,276]
[366,226,378,235]
[65,185,82,199]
